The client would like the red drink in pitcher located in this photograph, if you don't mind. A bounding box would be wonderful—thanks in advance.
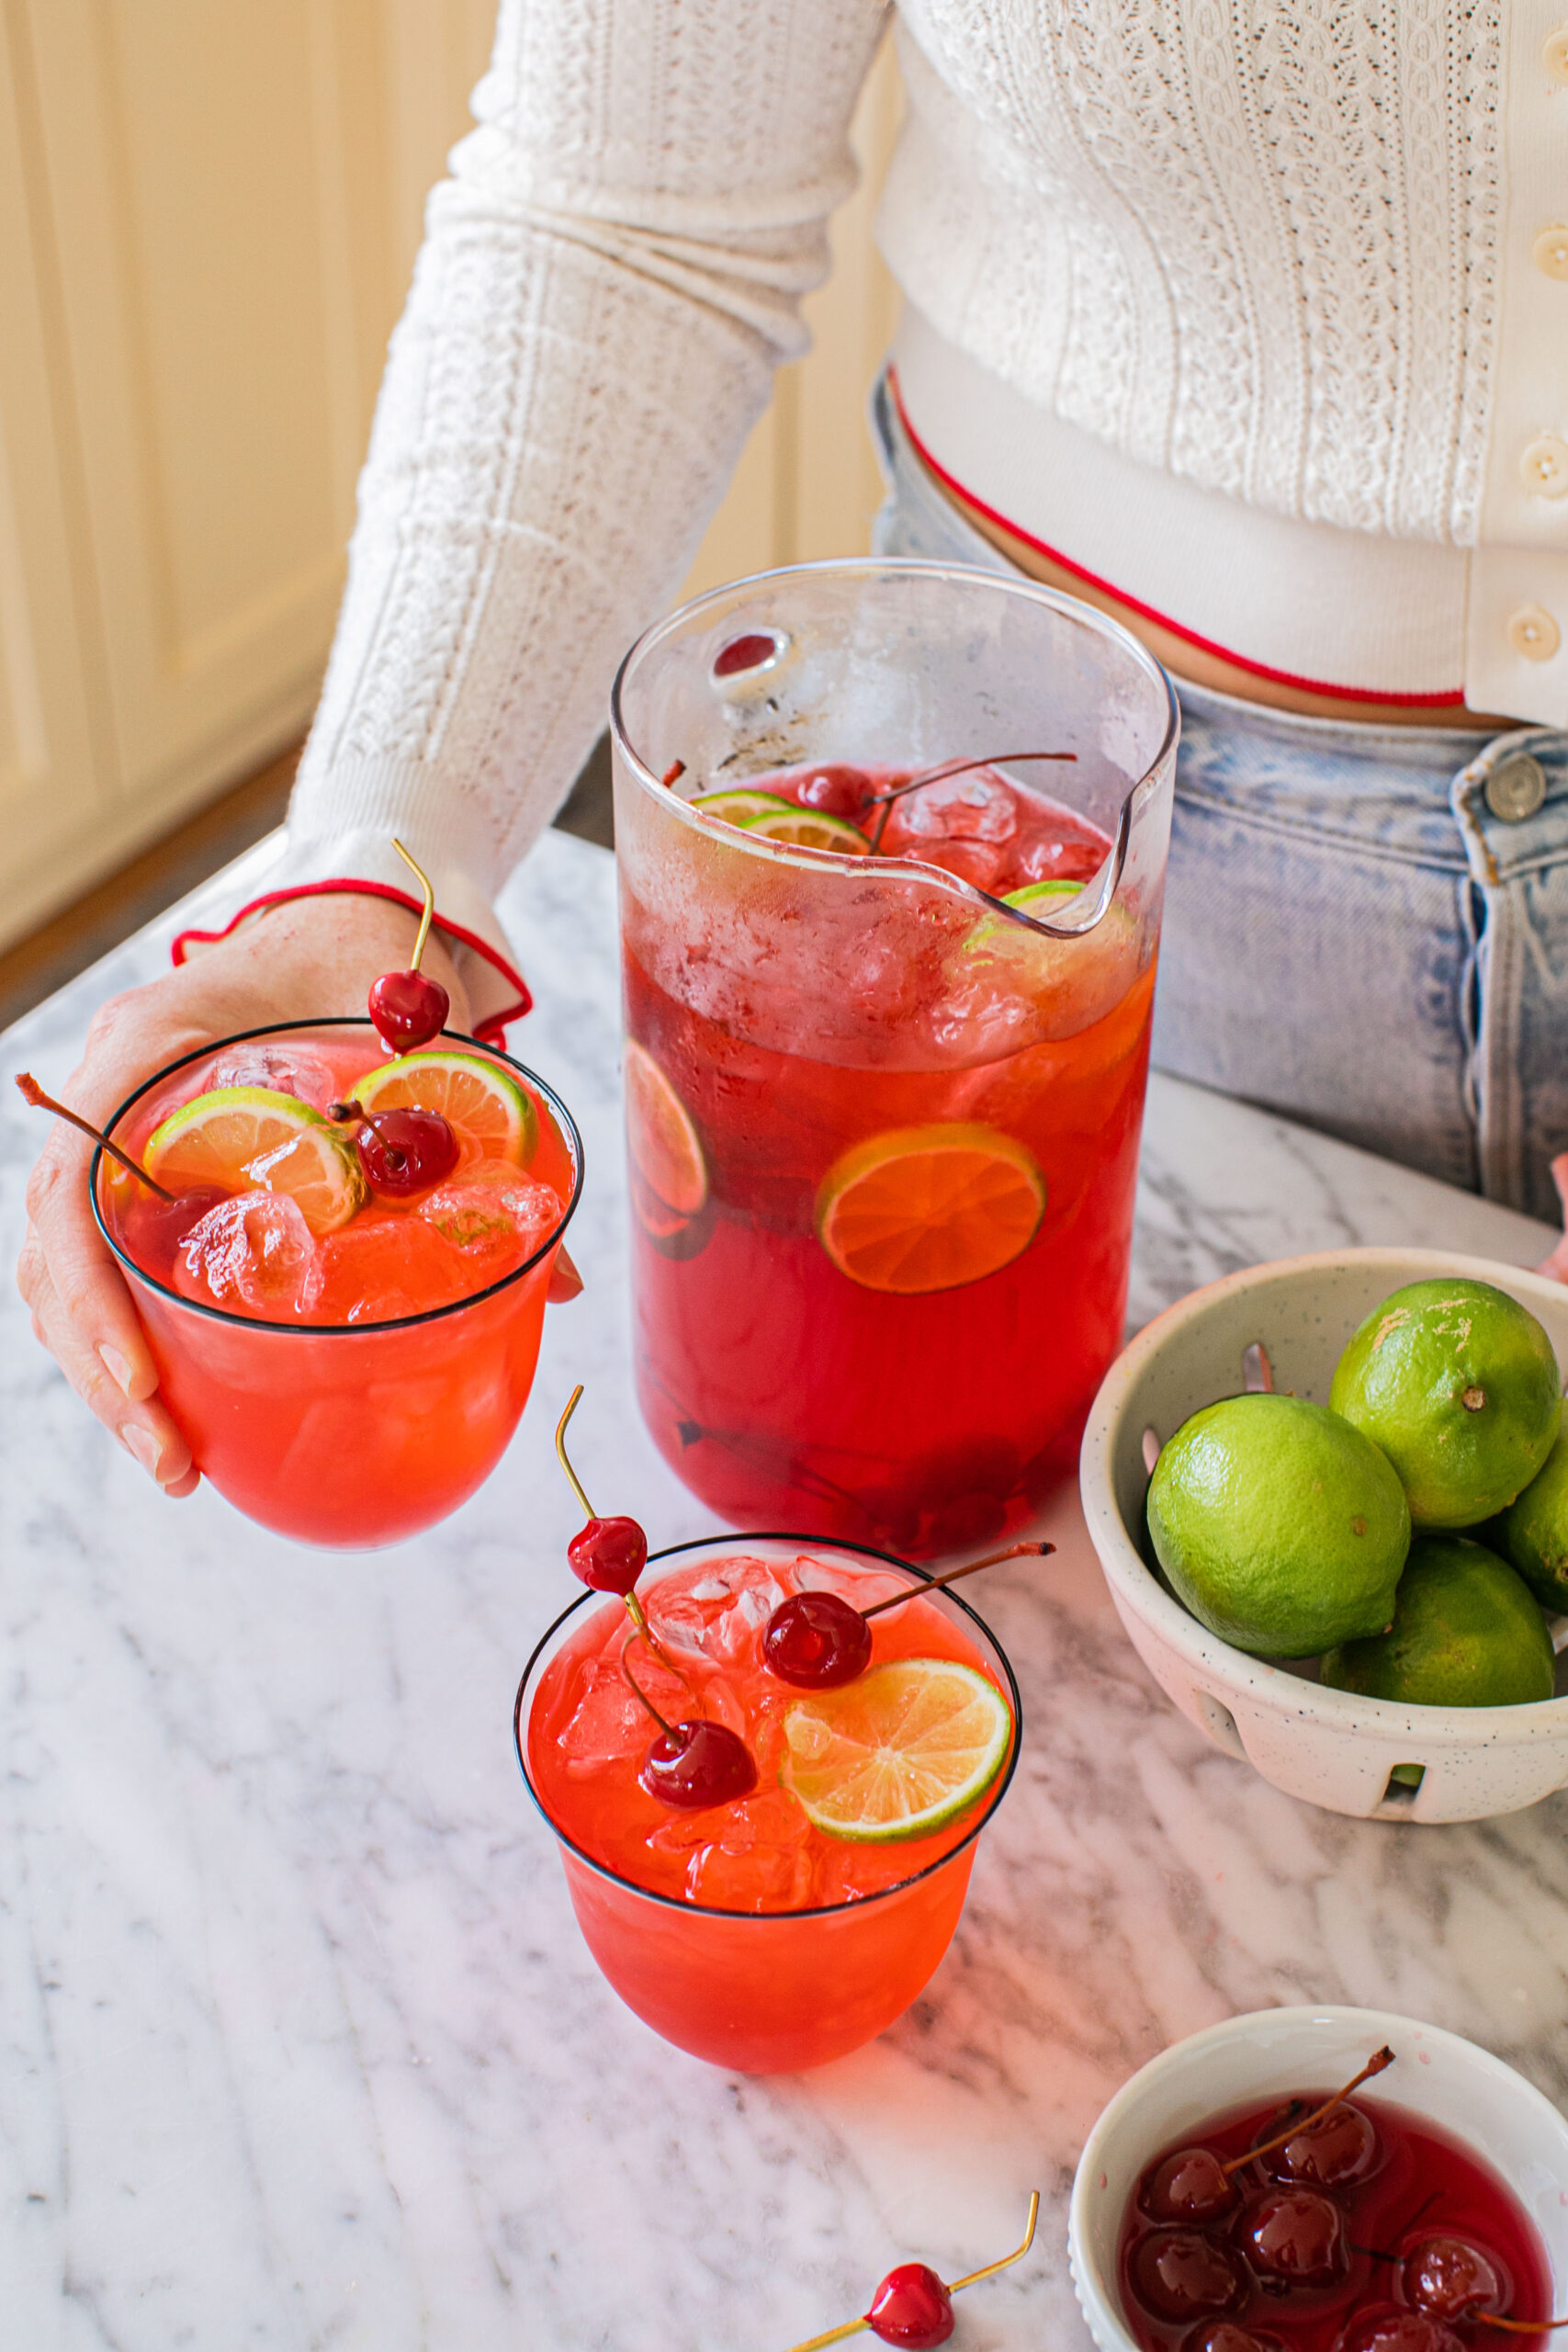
[612,564,1179,1555]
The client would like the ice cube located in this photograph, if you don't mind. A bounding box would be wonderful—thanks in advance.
[889,770,1018,842]
[203,1044,338,1108]
[416,1168,561,1272]
[682,1793,815,1909]
[175,1190,321,1317]
[310,1219,468,1323]
[557,1660,648,1774]
[648,1558,787,1661]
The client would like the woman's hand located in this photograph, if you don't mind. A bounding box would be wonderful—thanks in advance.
[17,893,468,1497]
[1540,1154,1568,1284]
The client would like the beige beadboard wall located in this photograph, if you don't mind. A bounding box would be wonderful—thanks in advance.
[0,4,900,953]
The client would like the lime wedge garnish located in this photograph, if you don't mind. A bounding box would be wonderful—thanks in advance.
[691,788,799,826]
[816,1122,1044,1294]
[1001,878,1085,911]
[145,1087,364,1235]
[782,1657,1013,1842]
[350,1050,535,1164]
[624,1040,707,1215]
[740,807,872,854]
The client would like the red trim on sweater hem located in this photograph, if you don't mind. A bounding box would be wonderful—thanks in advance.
[170,879,533,1046]
[887,368,1469,712]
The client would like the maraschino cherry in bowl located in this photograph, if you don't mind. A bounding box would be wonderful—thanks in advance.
[88,1017,582,1546]
[514,1508,1024,2074]
[1069,2006,1568,2352]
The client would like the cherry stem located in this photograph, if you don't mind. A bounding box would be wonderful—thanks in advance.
[1478,2318,1568,2333]
[860,1540,1055,1620]
[15,1073,176,1201]
[328,1098,408,1173]
[1219,2046,1395,2176]
[781,2192,1040,2352]
[619,1634,678,1740]
[554,1385,681,1673]
[867,749,1077,852]
[390,835,435,974]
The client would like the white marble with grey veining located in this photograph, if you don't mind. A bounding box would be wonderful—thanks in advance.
[1,829,1564,2352]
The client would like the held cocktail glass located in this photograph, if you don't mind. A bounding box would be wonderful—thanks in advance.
[611,560,1179,1554]
[93,1018,582,1547]
[514,1534,1021,2074]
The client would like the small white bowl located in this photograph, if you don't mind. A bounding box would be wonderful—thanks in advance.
[1079,1249,1568,1822]
[1069,2004,1568,2352]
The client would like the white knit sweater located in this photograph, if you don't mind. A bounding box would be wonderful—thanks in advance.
[277,0,1568,1019]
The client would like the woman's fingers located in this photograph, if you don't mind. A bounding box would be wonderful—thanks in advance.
[1539,1153,1568,1284]
[17,1239,195,1490]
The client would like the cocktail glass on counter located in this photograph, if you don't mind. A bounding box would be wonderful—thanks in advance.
[514,1534,1021,2073]
[611,559,1178,1554]
[93,1018,581,1546]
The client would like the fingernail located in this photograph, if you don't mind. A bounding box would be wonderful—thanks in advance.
[99,1344,135,1396]
[121,1423,161,1478]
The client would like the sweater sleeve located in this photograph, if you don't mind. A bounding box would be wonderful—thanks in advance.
[270,0,889,1022]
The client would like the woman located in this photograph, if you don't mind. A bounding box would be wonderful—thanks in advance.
[20,0,1568,1494]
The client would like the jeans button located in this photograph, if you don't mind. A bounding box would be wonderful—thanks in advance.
[1484,752,1548,822]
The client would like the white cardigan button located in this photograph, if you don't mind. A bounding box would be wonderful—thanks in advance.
[1520,435,1568,495]
[1533,225,1568,279]
[1507,604,1562,660]
[1545,28,1568,83]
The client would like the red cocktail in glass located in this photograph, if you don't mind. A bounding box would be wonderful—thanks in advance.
[612,561,1179,1554]
[94,1018,581,1546]
[515,1534,1021,2072]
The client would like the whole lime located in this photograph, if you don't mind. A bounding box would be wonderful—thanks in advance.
[1329,1279,1560,1529]
[1146,1394,1409,1657]
[1320,1536,1556,1706]
[1493,1404,1568,1614]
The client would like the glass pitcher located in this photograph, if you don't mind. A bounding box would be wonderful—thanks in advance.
[610,560,1178,1555]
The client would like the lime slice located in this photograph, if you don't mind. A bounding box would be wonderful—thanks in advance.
[691,788,799,826]
[817,1122,1045,1294]
[782,1658,1012,1842]
[145,1088,364,1236]
[624,1040,707,1215]
[1001,878,1086,912]
[350,1051,534,1164]
[740,807,872,854]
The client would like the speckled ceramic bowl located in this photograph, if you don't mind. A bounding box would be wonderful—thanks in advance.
[1079,1249,1568,1822]
[1068,2005,1568,2352]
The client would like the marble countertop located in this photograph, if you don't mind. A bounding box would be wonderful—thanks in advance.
[3,828,1565,2352]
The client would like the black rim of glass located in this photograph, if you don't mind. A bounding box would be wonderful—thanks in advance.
[88,1016,584,1337]
[512,1532,1023,1924]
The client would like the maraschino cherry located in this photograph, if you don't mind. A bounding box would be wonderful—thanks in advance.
[762,1540,1053,1689]
[555,1384,650,1602]
[367,838,450,1053]
[783,2193,1038,2352]
[1139,2046,1393,2241]
[15,1073,227,1259]
[328,1098,459,1199]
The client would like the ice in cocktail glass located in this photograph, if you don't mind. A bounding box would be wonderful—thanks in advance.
[611,560,1179,1555]
[514,1534,1021,2073]
[93,1018,581,1546]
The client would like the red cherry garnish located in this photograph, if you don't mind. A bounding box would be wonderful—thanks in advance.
[368,967,449,1054]
[1264,2100,1379,2188]
[638,1718,757,1810]
[1140,2147,1238,2224]
[367,838,449,1053]
[864,2264,954,2348]
[1403,2238,1510,2322]
[1240,2187,1345,2290]
[762,1590,872,1687]
[782,2195,1038,2352]
[333,1102,458,1199]
[130,1182,235,1275]
[712,630,780,679]
[1185,2327,1285,2352]
[567,1514,649,1596]
[761,1541,1053,1689]
[1129,2231,1247,2321]
[797,763,875,820]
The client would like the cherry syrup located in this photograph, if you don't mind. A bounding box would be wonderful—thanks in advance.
[1120,2096,1551,2352]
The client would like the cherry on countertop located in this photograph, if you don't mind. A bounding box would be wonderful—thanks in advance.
[864,2263,954,2348]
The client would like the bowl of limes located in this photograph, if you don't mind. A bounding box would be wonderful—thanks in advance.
[1080,1249,1568,1822]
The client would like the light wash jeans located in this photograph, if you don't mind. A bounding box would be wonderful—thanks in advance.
[871,379,1568,1224]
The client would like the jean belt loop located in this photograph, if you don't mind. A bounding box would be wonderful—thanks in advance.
[1448,728,1560,1213]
